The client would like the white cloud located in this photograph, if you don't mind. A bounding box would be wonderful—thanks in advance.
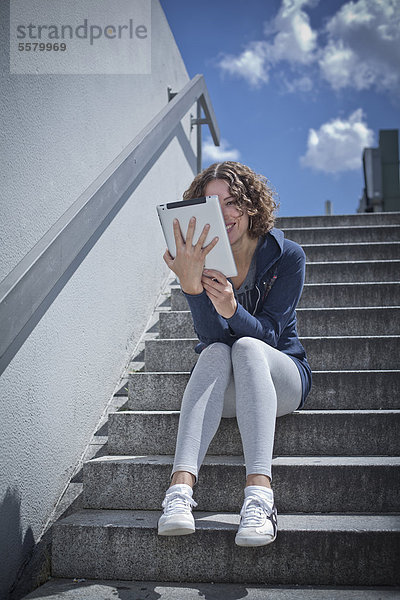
[217,42,270,88]
[265,0,318,64]
[217,0,317,88]
[300,109,375,173]
[202,137,240,162]
[319,0,400,92]
[282,75,314,93]
[318,41,359,90]
[215,0,400,95]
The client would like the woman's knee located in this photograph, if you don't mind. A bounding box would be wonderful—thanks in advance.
[231,337,275,381]
[202,342,231,360]
[194,342,232,375]
[232,336,268,359]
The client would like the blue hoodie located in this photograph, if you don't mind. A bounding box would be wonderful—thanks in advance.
[182,227,312,409]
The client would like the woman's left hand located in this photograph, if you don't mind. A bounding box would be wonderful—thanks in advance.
[201,269,237,319]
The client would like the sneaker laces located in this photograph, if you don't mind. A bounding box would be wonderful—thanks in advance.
[239,494,274,528]
[162,491,198,515]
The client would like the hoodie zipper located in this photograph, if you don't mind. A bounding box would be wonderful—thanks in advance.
[252,285,261,315]
[253,267,279,315]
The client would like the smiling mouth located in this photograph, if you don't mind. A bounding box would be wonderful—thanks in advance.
[226,223,235,233]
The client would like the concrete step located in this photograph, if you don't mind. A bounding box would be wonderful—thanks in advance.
[107,410,400,456]
[52,510,400,585]
[276,212,400,228]
[303,260,400,283]
[82,455,400,513]
[283,225,400,244]
[299,282,400,308]
[295,308,400,336]
[171,282,400,311]
[144,336,400,372]
[302,242,400,262]
[21,578,400,600]
[128,370,400,411]
[159,307,400,338]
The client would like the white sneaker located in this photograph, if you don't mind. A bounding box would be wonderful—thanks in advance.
[235,488,278,547]
[157,483,197,536]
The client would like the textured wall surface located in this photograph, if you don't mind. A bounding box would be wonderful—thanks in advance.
[0,1,198,597]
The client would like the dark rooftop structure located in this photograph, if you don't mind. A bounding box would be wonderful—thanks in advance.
[358,129,400,213]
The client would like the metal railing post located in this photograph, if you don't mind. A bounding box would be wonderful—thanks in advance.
[190,101,209,174]
[196,101,202,174]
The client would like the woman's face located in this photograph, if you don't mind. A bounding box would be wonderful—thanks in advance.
[204,179,250,247]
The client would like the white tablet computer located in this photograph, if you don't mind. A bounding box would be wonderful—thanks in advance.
[156,195,238,278]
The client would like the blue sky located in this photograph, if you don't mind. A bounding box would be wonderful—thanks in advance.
[160,0,400,217]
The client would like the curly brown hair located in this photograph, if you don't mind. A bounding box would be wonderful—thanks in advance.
[182,161,279,238]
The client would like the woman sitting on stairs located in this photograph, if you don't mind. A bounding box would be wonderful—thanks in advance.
[158,161,312,547]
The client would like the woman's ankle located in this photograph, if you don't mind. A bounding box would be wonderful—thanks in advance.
[170,470,196,488]
[245,474,272,489]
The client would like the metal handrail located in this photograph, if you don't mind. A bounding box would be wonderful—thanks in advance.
[0,74,220,376]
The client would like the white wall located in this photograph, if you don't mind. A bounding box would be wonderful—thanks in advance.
[0,1,198,597]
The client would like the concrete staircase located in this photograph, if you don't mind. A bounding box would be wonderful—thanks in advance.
[35,213,400,596]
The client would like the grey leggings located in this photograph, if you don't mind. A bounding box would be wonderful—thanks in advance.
[171,337,302,482]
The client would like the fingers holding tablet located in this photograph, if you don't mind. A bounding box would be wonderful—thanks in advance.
[187,218,220,256]
[156,196,237,278]
[184,216,197,247]
[194,219,210,249]
[162,248,173,268]
[201,231,219,256]
[172,218,185,248]
[201,268,237,319]
[172,216,199,248]
[173,217,219,255]
[203,269,227,284]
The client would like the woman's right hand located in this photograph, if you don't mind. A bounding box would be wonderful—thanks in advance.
[163,217,219,295]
